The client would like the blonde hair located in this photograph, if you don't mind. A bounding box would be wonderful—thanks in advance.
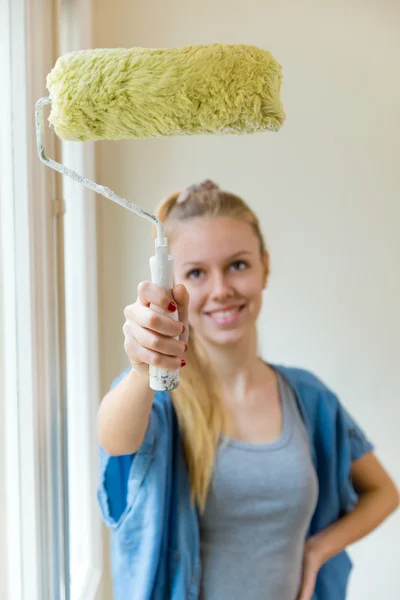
[155,182,269,511]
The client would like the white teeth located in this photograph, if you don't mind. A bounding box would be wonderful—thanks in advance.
[212,309,239,318]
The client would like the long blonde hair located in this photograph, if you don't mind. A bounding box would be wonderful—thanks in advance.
[155,182,269,511]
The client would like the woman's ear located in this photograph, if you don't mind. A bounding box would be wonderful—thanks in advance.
[263,250,270,289]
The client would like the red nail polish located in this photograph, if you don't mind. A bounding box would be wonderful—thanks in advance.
[168,302,177,312]
[182,325,186,334]
[184,344,188,352]
[181,359,187,367]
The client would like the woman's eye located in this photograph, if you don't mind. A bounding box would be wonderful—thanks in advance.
[187,268,203,280]
[186,261,247,280]
[231,260,248,271]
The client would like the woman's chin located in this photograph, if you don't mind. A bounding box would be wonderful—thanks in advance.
[203,326,250,347]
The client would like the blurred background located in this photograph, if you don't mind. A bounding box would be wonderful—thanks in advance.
[1,0,399,599]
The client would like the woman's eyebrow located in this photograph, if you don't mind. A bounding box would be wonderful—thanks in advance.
[181,250,252,267]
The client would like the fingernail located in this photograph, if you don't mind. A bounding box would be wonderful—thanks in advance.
[184,344,188,352]
[168,302,177,312]
[181,359,187,367]
[182,325,186,334]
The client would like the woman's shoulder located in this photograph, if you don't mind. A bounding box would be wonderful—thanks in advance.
[272,362,348,432]
[272,363,338,399]
[274,363,374,456]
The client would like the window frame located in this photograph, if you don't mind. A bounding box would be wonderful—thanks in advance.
[0,1,103,599]
[58,0,103,596]
[0,0,66,598]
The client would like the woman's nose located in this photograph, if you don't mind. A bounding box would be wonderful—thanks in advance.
[210,273,235,301]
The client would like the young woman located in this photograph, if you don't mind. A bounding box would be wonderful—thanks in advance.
[97,180,398,600]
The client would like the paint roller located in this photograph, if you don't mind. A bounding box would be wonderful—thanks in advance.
[35,43,285,391]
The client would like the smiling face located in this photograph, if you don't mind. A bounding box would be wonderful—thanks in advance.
[171,216,268,347]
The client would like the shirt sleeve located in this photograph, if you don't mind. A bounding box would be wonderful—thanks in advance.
[338,403,375,462]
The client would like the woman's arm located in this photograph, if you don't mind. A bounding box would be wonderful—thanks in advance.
[97,367,156,455]
[97,283,189,456]
[297,452,399,600]
[307,452,399,562]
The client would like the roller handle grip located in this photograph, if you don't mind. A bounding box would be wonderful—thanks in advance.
[149,240,180,391]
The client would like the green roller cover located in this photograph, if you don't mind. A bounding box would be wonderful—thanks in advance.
[46,43,285,141]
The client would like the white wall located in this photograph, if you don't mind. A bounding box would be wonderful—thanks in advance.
[93,1,400,598]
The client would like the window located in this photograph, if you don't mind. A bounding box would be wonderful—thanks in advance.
[0,0,64,598]
[0,1,103,599]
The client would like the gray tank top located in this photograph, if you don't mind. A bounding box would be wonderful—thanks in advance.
[199,371,319,600]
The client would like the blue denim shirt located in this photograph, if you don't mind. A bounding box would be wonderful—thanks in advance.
[98,364,374,600]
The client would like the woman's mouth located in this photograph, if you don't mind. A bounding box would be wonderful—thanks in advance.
[205,304,246,325]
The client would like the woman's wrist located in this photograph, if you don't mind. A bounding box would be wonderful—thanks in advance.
[304,535,331,567]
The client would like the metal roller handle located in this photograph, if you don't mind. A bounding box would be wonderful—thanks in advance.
[35,97,180,391]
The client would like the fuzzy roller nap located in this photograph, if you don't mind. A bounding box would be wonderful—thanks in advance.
[46,43,285,141]
[36,42,285,391]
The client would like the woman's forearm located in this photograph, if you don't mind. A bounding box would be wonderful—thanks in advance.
[97,368,155,456]
[307,485,399,564]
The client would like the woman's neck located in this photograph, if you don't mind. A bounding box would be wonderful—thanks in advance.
[199,330,269,402]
